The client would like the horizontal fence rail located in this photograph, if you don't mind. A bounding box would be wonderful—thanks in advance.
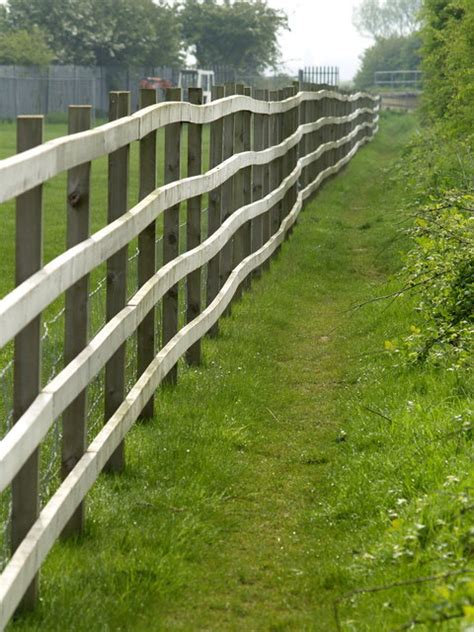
[0,83,380,628]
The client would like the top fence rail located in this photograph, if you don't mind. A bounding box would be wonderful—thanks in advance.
[0,89,378,207]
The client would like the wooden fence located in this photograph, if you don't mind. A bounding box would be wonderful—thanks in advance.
[0,82,379,628]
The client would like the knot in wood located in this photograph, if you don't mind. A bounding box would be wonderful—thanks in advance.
[68,190,81,207]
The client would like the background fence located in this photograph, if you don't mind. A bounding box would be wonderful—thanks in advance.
[0,65,299,120]
[374,70,422,89]
[0,80,379,628]
[298,66,340,87]
[0,65,176,119]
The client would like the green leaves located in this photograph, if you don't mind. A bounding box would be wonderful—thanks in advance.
[3,0,184,67]
[179,0,288,74]
[0,27,54,65]
[354,33,422,89]
[353,0,422,39]
[400,190,473,367]
[421,0,474,136]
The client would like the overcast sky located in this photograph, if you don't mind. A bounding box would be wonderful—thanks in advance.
[268,0,373,81]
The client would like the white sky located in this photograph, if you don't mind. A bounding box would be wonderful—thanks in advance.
[268,0,373,81]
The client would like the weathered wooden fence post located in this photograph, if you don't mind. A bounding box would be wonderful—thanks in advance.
[310,84,321,186]
[346,95,351,155]
[299,85,309,190]
[163,86,182,385]
[219,83,236,293]
[11,114,44,610]
[206,85,224,337]
[281,86,297,237]
[104,91,130,473]
[241,86,253,289]
[251,88,266,275]
[277,88,288,227]
[351,94,357,152]
[261,89,272,271]
[62,105,92,537]
[335,96,343,164]
[323,89,332,175]
[137,88,157,419]
[186,87,203,365]
[269,90,281,239]
[230,84,246,300]
[330,91,338,170]
[363,95,368,140]
[344,95,350,158]
[289,85,299,233]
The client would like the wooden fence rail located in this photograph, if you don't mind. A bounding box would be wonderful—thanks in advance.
[0,84,380,628]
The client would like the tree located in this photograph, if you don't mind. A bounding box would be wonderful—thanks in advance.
[179,0,288,74]
[420,0,474,133]
[0,27,54,65]
[0,5,7,31]
[4,0,183,67]
[354,32,421,88]
[353,0,422,39]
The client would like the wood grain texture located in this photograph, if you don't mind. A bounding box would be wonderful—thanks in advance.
[61,105,92,538]
[231,84,246,301]
[104,92,130,473]
[219,83,236,292]
[251,88,266,276]
[206,85,225,338]
[137,89,157,420]
[162,87,182,385]
[185,88,203,366]
[11,115,44,612]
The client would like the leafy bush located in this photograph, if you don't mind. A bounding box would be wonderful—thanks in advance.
[400,190,473,367]
[421,0,474,136]
[0,27,54,65]
[397,126,474,197]
[389,115,474,368]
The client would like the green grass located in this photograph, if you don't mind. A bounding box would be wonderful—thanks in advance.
[4,112,473,630]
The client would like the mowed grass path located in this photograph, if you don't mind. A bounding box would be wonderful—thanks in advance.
[10,114,418,631]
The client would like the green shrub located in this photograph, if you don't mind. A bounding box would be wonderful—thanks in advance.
[0,27,54,65]
[399,190,473,367]
[421,0,474,137]
[390,116,473,368]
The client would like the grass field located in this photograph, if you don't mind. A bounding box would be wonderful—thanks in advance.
[3,112,473,630]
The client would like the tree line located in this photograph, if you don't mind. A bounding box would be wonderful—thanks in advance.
[353,0,422,88]
[0,0,288,74]
[352,0,473,128]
